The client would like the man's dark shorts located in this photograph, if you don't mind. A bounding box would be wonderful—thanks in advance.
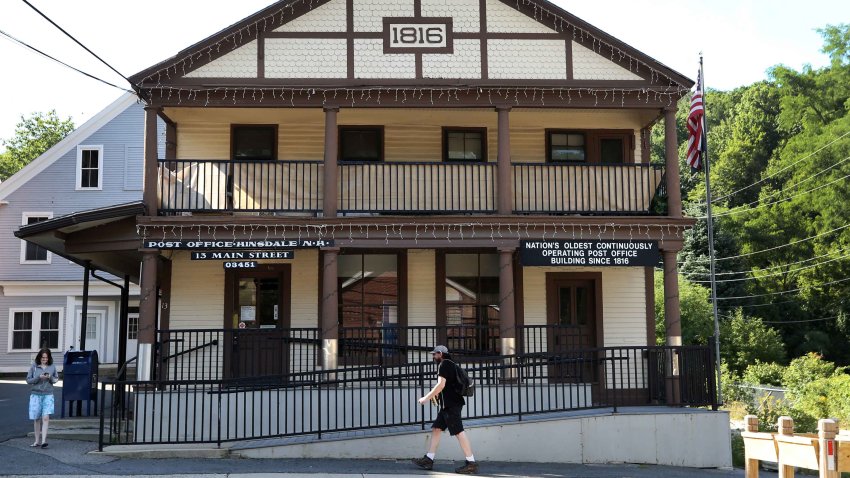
[432,406,464,436]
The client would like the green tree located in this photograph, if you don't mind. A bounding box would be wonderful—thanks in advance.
[720,310,786,375]
[653,271,714,346]
[0,110,74,180]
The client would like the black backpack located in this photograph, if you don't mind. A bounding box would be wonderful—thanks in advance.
[446,360,475,397]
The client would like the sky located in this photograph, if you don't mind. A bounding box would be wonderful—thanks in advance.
[1,0,848,143]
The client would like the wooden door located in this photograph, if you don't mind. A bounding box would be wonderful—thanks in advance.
[224,265,291,380]
[546,274,600,383]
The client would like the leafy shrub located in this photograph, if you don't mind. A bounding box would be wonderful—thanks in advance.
[742,361,785,387]
[794,372,850,429]
[782,353,838,400]
[755,395,817,433]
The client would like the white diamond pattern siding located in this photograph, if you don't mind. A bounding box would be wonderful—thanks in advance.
[184,41,258,78]
[274,0,347,32]
[488,39,566,79]
[354,39,416,78]
[353,0,414,32]
[572,41,642,81]
[421,0,480,33]
[486,0,555,34]
[422,40,481,79]
[265,38,348,78]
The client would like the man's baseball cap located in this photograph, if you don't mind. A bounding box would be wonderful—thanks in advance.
[431,345,449,354]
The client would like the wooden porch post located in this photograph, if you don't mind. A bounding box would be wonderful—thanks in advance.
[662,248,682,346]
[137,251,159,381]
[321,247,340,371]
[143,106,159,216]
[497,106,512,215]
[323,107,339,218]
[664,106,682,218]
[499,247,517,380]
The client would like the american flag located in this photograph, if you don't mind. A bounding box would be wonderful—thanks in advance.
[686,70,706,170]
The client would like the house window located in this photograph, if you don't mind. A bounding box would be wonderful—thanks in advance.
[76,145,104,189]
[443,128,487,161]
[232,125,277,160]
[339,127,383,162]
[548,132,586,162]
[547,130,634,163]
[20,213,52,264]
[9,309,61,352]
[444,253,500,354]
[127,315,139,340]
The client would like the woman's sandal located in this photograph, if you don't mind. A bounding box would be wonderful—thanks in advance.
[30,442,40,447]
[40,443,48,448]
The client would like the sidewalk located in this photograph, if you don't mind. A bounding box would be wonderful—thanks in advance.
[0,437,775,478]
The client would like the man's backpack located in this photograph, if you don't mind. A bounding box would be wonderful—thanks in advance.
[446,360,475,397]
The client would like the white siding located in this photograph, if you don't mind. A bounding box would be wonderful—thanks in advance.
[407,249,436,327]
[185,41,258,78]
[485,0,555,34]
[421,0,480,32]
[354,39,416,79]
[572,41,642,81]
[168,251,225,329]
[353,0,414,32]
[422,40,482,79]
[291,249,319,328]
[522,267,648,347]
[266,38,348,78]
[487,39,567,80]
[274,0,347,32]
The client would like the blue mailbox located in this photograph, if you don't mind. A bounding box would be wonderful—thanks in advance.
[61,350,99,417]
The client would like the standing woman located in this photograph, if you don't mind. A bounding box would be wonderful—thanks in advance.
[26,349,59,448]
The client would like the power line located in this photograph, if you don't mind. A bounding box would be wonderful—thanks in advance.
[706,129,850,205]
[718,299,799,309]
[762,315,843,325]
[692,222,850,263]
[682,247,850,278]
[715,274,850,301]
[21,0,137,93]
[702,156,850,219]
[688,249,850,284]
[0,29,132,93]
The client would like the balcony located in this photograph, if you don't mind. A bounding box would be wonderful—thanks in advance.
[157,159,667,216]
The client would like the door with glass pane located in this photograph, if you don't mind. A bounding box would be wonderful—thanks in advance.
[546,274,599,383]
[224,265,291,379]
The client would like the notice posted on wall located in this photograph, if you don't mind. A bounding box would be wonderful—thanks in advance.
[520,240,660,267]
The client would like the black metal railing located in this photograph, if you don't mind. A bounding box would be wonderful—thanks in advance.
[98,343,717,449]
[512,163,667,215]
[156,159,667,215]
[154,328,320,382]
[338,161,497,214]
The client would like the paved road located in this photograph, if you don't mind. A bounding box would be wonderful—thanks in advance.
[0,380,35,443]
[0,437,778,478]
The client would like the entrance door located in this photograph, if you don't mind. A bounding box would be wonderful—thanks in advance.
[546,274,600,383]
[224,265,291,379]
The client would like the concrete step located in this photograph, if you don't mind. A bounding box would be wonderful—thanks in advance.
[97,443,228,459]
[49,418,101,430]
[29,429,101,442]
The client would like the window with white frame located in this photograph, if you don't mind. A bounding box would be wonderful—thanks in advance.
[9,308,62,352]
[127,315,139,340]
[20,213,52,264]
[76,145,104,190]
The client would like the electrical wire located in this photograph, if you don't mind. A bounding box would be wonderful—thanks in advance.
[687,249,850,284]
[0,29,132,93]
[681,247,849,277]
[706,129,850,205]
[715,274,850,301]
[691,222,850,263]
[20,0,137,92]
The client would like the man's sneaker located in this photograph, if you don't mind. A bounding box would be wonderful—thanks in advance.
[455,460,479,474]
[411,455,434,470]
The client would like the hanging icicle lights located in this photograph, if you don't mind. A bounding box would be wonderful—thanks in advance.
[137,221,688,246]
[135,0,691,106]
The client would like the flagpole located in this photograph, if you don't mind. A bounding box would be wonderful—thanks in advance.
[700,54,723,406]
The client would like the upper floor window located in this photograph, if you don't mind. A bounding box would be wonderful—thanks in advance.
[339,126,383,162]
[546,130,634,164]
[443,128,487,162]
[9,308,61,352]
[232,125,277,160]
[20,213,52,264]
[76,145,104,190]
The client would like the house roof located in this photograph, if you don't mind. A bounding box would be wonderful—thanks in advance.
[129,0,692,89]
[0,93,139,202]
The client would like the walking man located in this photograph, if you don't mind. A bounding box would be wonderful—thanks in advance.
[412,345,478,474]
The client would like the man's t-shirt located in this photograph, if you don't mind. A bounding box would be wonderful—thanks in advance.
[437,359,465,409]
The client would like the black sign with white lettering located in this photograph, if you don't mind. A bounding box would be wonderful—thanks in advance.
[144,239,333,250]
[191,251,294,261]
[223,261,258,269]
[520,240,660,267]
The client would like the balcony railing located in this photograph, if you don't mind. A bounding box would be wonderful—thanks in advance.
[158,159,666,215]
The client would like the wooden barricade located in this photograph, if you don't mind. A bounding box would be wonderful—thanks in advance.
[742,415,846,478]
